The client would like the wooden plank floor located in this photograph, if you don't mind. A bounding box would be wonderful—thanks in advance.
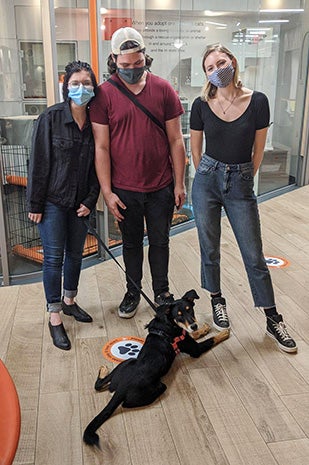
[2,185,309,465]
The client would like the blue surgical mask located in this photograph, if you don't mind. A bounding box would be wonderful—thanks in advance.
[117,66,145,85]
[207,63,235,88]
[68,84,94,106]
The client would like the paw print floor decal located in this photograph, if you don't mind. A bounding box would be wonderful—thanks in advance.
[102,336,145,363]
[264,255,290,268]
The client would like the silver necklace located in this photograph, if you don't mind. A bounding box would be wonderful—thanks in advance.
[217,92,238,114]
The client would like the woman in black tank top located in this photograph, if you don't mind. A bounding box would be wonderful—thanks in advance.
[190,44,297,353]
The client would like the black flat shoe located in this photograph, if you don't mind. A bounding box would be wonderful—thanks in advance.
[48,322,71,350]
[61,299,93,323]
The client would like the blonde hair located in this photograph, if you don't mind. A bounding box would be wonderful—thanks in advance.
[200,44,242,101]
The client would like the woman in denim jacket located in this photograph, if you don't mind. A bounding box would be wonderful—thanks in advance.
[27,61,100,350]
[190,44,297,353]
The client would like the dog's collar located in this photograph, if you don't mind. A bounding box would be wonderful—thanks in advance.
[149,328,168,339]
[149,329,186,355]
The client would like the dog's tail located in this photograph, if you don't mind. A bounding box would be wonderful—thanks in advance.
[83,391,124,448]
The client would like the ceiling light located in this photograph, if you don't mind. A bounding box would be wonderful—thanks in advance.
[260,9,304,12]
[203,10,227,17]
[205,21,227,27]
[259,19,289,23]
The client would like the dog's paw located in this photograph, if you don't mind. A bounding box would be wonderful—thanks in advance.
[95,366,110,391]
[98,365,109,379]
[190,322,211,340]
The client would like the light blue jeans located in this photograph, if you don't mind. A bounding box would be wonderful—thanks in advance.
[192,154,275,308]
[38,202,88,313]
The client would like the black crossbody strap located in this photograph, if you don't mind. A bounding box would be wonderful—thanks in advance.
[107,78,166,134]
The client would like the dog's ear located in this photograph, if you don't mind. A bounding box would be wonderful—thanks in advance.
[181,289,199,301]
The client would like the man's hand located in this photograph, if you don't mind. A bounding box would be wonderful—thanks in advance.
[174,185,186,210]
[104,192,126,221]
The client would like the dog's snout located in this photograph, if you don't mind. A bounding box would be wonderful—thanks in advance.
[191,323,198,332]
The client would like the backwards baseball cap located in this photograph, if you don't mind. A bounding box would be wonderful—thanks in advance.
[111,27,145,55]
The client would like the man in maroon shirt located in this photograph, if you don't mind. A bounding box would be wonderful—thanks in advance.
[90,27,186,318]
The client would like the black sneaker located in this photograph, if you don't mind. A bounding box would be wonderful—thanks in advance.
[154,292,174,307]
[118,292,141,318]
[211,296,230,331]
[266,314,297,353]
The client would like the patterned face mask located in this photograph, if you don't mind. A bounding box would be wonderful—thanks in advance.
[207,63,235,88]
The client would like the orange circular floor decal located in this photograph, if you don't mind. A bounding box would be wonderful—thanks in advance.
[264,256,290,268]
[102,336,145,363]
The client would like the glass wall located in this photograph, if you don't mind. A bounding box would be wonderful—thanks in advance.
[96,0,308,244]
[0,0,308,282]
[0,0,92,281]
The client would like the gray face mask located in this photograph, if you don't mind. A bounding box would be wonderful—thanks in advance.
[117,66,145,84]
[207,63,235,88]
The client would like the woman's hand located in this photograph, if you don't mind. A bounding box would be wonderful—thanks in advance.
[77,204,91,217]
[28,212,42,224]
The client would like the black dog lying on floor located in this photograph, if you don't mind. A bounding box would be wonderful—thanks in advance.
[83,289,229,448]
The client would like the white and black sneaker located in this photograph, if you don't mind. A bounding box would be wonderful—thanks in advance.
[211,296,230,331]
[266,314,297,353]
[118,292,140,319]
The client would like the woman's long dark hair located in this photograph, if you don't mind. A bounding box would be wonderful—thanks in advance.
[62,60,97,101]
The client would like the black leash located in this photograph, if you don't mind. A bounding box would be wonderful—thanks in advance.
[84,218,158,313]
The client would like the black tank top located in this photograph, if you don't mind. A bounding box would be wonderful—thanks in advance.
[190,91,270,164]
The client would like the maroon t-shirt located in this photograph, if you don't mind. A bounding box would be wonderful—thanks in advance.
[89,72,184,192]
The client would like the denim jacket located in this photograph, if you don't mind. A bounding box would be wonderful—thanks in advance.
[27,101,100,213]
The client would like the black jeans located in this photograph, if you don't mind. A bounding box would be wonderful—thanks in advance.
[113,183,175,297]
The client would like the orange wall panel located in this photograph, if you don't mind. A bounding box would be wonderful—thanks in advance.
[103,17,132,40]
